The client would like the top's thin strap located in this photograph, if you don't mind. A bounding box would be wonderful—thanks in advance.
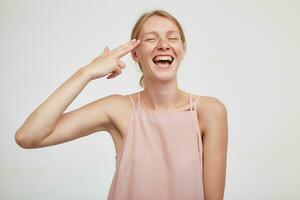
[128,95,135,109]
[138,91,141,109]
[192,96,201,111]
[189,93,193,111]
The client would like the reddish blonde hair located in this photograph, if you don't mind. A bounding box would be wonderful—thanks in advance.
[131,10,186,88]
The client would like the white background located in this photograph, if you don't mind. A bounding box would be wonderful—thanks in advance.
[1,0,299,199]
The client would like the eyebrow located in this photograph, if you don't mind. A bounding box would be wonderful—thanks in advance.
[142,30,180,36]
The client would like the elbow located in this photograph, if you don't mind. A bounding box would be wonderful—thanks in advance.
[15,131,35,149]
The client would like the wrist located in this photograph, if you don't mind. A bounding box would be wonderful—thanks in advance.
[76,66,93,82]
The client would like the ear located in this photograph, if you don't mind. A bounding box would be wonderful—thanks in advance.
[131,50,139,63]
[181,47,187,60]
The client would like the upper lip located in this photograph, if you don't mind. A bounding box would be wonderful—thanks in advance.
[152,54,175,60]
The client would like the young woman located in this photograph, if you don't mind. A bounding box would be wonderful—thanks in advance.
[15,10,228,200]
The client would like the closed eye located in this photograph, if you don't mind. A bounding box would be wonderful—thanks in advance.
[145,38,156,41]
[169,38,179,41]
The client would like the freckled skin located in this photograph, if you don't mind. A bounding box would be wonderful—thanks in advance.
[131,15,186,82]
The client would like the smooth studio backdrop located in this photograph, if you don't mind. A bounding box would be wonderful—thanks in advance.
[1,0,299,199]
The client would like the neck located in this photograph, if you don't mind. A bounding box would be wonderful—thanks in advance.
[141,78,187,111]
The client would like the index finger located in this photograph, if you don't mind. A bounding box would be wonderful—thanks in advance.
[113,39,141,58]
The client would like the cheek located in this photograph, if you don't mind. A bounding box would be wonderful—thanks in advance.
[175,47,185,60]
[140,42,155,51]
[136,45,153,59]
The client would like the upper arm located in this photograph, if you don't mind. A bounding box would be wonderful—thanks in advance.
[199,97,228,199]
[34,94,120,148]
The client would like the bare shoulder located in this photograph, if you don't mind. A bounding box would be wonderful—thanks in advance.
[195,95,228,134]
[196,95,227,113]
[105,93,132,114]
[103,93,130,110]
[98,93,132,119]
[100,93,134,136]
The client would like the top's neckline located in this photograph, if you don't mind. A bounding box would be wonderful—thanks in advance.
[136,108,197,113]
[137,91,199,112]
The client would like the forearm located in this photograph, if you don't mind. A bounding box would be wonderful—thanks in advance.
[15,67,92,146]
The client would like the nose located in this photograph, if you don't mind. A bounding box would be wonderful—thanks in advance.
[157,38,170,51]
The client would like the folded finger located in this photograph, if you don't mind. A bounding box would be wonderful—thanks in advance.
[107,69,122,79]
[118,60,126,68]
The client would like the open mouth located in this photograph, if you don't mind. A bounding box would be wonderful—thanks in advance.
[152,55,174,67]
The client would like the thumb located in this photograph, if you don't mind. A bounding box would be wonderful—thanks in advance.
[103,46,109,54]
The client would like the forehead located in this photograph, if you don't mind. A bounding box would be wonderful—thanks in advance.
[140,15,180,36]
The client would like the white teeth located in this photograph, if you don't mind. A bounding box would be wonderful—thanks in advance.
[153,55,173,62]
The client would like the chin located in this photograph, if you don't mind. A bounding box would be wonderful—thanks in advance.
[151,66,179,81]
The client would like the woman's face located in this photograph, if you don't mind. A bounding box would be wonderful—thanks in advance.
[132,15,186,82]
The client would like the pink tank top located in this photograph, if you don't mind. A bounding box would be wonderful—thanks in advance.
[107,91,204,200]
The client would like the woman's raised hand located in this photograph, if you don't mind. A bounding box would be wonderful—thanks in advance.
[83,39,140,80]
